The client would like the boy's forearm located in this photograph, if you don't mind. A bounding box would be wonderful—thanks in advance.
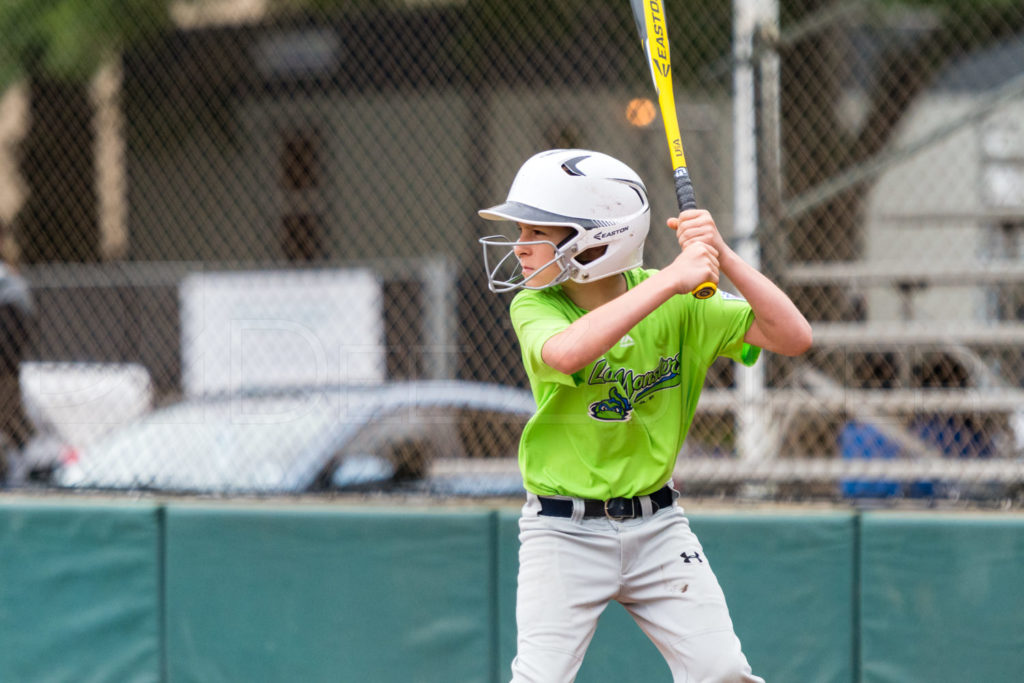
[719,246,775,309]
[542,272,678,374]
[720,247,812,355]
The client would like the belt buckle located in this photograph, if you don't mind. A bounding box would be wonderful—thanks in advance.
[604,497,634,521]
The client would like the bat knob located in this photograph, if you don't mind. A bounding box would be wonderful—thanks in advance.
[692,282,717,299]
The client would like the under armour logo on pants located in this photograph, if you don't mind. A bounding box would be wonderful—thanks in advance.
[680,551,703,563]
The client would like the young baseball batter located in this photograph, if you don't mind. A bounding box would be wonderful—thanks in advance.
[478,149,812,682]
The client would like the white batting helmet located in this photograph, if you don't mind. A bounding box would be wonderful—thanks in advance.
[478,149,650,292]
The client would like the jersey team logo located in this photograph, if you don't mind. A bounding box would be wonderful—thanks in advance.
[586,354,681,421]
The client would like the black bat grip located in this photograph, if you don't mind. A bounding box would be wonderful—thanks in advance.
[674,171,698,213]
[674,170,716,299]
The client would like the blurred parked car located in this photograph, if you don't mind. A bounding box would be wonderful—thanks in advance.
[52,381,534,494]
[1,362,154,485]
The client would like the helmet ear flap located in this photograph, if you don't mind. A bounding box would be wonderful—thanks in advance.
[574,245,608,265]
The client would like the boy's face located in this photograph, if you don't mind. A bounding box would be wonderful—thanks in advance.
[514,223,574,288]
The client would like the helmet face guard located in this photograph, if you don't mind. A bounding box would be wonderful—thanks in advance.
[477,150,650,293]
[479,234,576,293]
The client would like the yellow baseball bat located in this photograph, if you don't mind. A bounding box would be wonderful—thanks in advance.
[630,0,716,299]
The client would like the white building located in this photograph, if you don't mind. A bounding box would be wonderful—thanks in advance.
[862,36,1024,326]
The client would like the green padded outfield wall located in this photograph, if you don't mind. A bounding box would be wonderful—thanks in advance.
[163,505,498,683]
[3,499,1024,682]
[497,510,856,683]
[688,511,857,682]
[859,513,1024,683]
[0,501,162,683]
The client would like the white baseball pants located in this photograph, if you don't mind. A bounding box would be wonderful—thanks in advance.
[510,493,763,683]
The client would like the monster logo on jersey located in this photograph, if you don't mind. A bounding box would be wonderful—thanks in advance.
[586,353,681,421]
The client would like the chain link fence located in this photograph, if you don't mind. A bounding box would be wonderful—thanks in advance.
[0,0,1022,503]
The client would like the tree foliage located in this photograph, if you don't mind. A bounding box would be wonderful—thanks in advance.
[0,0,426,88]
[0,0,171,86]
[0,0,731,89]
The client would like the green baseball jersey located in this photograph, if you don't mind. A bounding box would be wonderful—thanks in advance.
[510,267,759,499]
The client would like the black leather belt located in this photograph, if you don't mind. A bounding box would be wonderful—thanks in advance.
[538,485,673,520]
